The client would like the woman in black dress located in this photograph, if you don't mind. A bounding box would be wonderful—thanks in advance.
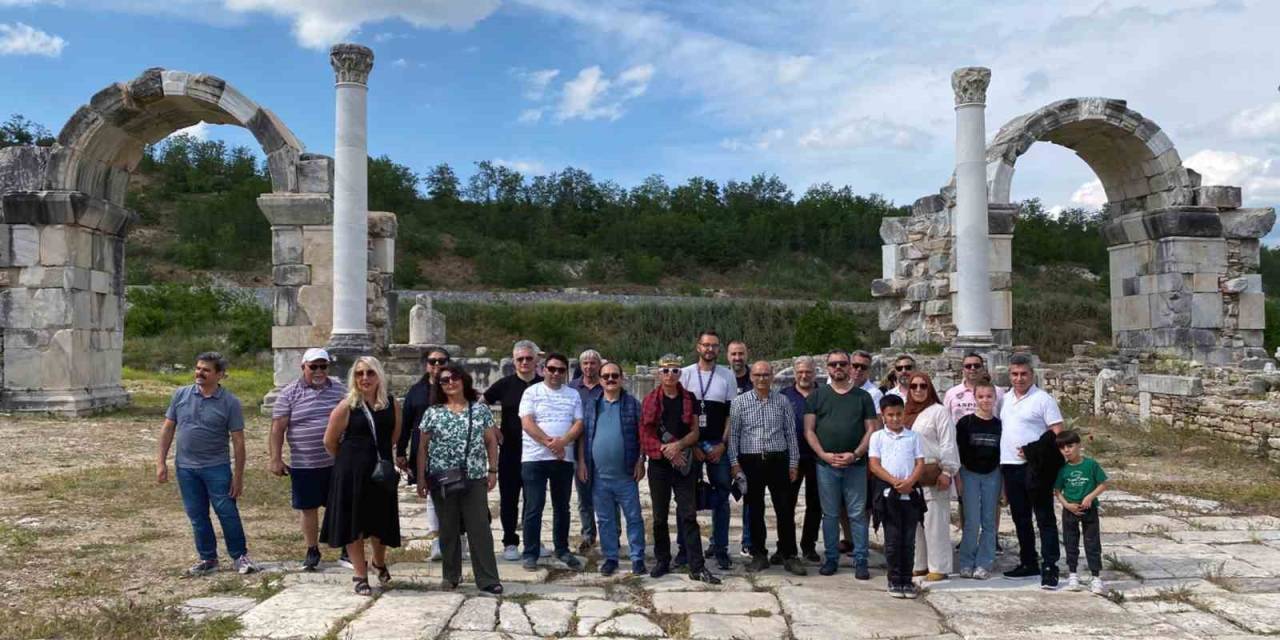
[322,355,402,595]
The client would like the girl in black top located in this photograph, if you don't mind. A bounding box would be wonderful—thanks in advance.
[955,381,1002,579]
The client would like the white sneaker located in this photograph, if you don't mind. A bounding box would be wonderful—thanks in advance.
[430,540,442,561]
[973,567,990,580]
[959,567,974,579]
[461,535,470,559]
[1067,573,1081,591]
[1090,577,1106,595]
[235,554,258,575]
[540,545,552,558]
[503,545,520,561]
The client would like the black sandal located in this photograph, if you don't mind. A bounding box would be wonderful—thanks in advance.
[481,583,504,595]
[353,576,372,596]
[372,561,391,584]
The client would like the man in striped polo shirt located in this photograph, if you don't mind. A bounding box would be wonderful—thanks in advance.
[269,348,348,570]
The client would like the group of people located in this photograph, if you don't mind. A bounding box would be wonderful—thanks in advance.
[155,336,1110,600]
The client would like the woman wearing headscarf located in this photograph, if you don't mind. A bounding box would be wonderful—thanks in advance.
[904,371,959,582]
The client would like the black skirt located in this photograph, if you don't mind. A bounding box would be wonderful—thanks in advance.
[321,399,401,548]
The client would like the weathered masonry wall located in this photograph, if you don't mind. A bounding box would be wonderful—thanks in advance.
[1041,357,1280,462]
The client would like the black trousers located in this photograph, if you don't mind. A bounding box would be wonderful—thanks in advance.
[879,492,922,588]
[789,457,821,553]
[1002,463,1060,569]
[1062,506,1102,575]
[498,434,523,547]
[648,458,705,571]
[431,479,500,589]
[740,451,797,558]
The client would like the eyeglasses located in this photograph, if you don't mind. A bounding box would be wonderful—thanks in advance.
[601,373,622,381]
[426,357,449,365]
[545,365,567,374]
[306,363,328,371]
[659,368,681,375]
[438,375,459,385]
[515,356,534,363]
[354,369,377,378]
[698,343,720,350]
[909,383,929,390]
[963,363,983,370]
[750,373,772,378]
[827,360,850,368]
[895,365,914,372]
[851,362,869,370]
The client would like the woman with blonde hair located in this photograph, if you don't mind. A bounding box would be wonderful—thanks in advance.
[321,356,402,595]
[903,371,959,583]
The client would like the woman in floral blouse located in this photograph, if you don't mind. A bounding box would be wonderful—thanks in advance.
[416,364,502,594]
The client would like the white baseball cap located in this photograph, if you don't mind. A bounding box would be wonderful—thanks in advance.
[302,348,332,363]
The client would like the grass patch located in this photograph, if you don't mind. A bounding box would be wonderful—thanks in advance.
[502,592,541,605]
[0,521,38,552]
[746,608,773,617]
[0,599,242,640]
[208,574,285,601]
[1105,552,1137,578]
[1200,561,1239,592]
[121,366,276,416]
[651,612,691,640]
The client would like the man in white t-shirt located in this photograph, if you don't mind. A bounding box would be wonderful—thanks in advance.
[998,353,1065,588]
[680,329,739,569]
[518,352,585,571]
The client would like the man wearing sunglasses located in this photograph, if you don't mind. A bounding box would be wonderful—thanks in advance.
[517,352,585,571]
[269,348,348,571]
[578,362,646,576]
[885,355,916,401]
[483,340,544,562]
[568,349,606,553]
[943,352,1004,423]
[805,348,880,579]
[399,347,451,560]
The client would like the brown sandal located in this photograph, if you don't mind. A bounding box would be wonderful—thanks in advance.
[353,576,372,596]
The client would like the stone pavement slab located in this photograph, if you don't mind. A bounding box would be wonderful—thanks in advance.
[179,595,256,622]
[497,601,533,635]
[1196,593,1280,634]
[777,585,943,639]
[687,613,788,640]
[595,613,667,637]
[927,590,1196,638]
[651,590,780,615]
[236,582,370,640]
[450,597,498,632]
[525,598,575,636]
[341,590,465,639]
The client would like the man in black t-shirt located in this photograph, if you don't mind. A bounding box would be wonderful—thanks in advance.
[483,340,543,561]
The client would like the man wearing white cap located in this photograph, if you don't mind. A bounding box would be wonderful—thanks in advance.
[269,348,349,570]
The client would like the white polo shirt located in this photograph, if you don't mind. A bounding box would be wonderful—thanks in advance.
[518,382,584,463]
[998,385,1064,465]
[860,380,884,414]
[869,427,923,483]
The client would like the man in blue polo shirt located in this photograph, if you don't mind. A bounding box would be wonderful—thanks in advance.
[157,351,256,576]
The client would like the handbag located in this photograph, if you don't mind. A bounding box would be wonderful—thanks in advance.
[361,402,400,492]
[916,461,943,487]
[428,403,475,498]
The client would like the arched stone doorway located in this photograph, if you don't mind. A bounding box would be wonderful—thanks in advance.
[874,97,1275,364]
[0,68,343,414]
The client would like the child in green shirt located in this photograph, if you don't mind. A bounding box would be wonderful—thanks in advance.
[1054,430,1109,594]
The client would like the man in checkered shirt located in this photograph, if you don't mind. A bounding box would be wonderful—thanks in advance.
[729,360,804,576]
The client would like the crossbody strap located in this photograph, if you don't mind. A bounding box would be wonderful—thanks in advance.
[359,401,387,462]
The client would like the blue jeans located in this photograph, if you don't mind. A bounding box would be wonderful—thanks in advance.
[521,460,574,560]
[959,468,1002,571]
[703,455,732,554]
[592,475,645,562]
[816,462,868,564]
[177,464,247,561]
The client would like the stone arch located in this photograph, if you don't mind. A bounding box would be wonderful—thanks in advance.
[985,97,1190,212]
[47,67,306,204]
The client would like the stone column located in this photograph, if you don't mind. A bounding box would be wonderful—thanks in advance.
[951,67,994,347]
[327,44,375,368]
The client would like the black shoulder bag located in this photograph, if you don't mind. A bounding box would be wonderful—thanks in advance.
[362,401,400,492]
[428,403,475,498]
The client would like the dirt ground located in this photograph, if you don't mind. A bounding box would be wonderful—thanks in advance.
[0,384,1276,638]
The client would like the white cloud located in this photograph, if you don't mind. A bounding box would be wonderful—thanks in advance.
[797,117,931,151]
[517,108,543,124]
[552,64,653,122]
[1069,179,1107,208]
[223,0,500,49]
[175,122,213,140]
[721,129,785,152]
[1226,101,1280,141]
[516,68,560,100]
[0,0,63,5]
[0,22,66,57]
[493,157,546,174]
[391,57,407,67]
[1184,149,1280,201]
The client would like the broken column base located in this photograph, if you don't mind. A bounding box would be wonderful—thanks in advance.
[0,386,130,416]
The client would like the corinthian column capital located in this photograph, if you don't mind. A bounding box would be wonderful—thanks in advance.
[951,67,991,106]
[330,44,375,85]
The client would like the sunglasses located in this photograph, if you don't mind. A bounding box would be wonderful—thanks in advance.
[355,369,377,378]
[827,360,850,368]
[438,375,460,385]
[750,373,772,378]
[659,368,681,375]
[544,365,567,374]
[895,365,914,372]
[601,372,622,381]
[698,343,720,350]
[515,356,534,363]
[426,357,449,365]
[851,362,869,370]
[963,363,983,370]
[909,383,930,390]
[306,363,328,371]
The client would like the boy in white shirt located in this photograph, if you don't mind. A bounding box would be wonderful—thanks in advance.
[869,394,924,599]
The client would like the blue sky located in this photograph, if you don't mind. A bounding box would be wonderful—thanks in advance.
[4,0,1280,243]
